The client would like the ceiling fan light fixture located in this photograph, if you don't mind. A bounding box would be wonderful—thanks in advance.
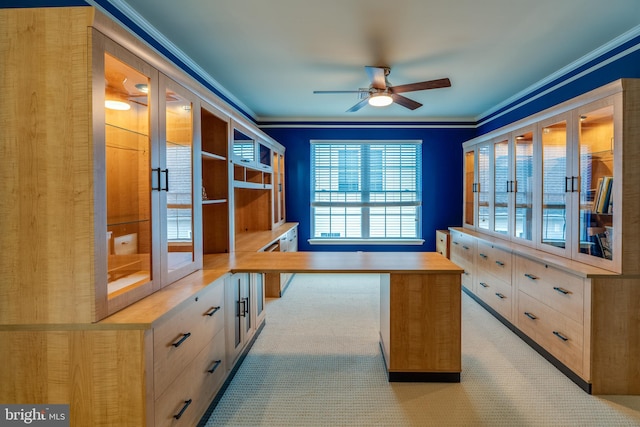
[368,92,393,107]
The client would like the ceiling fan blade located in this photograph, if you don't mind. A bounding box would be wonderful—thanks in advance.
[391,78,451,94]
[391,93,422,110]
[365,66,387,90]
[313,90,367,94]
[346,97,370,112]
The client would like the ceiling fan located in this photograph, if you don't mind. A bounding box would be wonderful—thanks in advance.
[313,66,451,112]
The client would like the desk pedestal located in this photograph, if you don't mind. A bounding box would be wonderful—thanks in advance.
[379,273,461,382]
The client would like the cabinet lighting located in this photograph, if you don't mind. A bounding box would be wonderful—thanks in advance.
[105,100,131,110]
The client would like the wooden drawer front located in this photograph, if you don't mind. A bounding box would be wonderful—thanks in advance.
[516,257,584,324]
[450,231,475,266]
[154,329,226,427]
[477,240,512,283]
[518,292,584,376]
[153,280,225,396]
[436,230,450,258]
[476,271,513,321]
[461,269,474,291]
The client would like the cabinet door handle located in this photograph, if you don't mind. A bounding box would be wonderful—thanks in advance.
[239,298,248,317]
[495,260,505,267]
[173,399,192,420]
[172,332,191,348]
[207,359,222,374]
[524,273,538,280]
[462,245,470,250]
[453,241,459,246]
[565,177,570,193]
[204,306,221,317]
[524,311,538,320]
[479,282,488,288]
[479,253,488,259]
[162,168,169,192]
[495,293,506,299]
[572,176,579,193]
[553,331,569,342]
[553,286,570,295]
[152,168,162,191]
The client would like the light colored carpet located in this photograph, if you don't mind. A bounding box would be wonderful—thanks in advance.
[203,273,640,426]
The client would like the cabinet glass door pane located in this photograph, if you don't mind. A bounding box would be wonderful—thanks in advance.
[464,149,475,227]
[541,121,568,250]
[514,132,533,241]
[578,106,614,260]
[165,89,194,272]
[493,139,509,235]
[105,53,152,297]
[477,144,490,230]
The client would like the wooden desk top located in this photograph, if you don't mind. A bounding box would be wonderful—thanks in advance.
[205,251,463,275]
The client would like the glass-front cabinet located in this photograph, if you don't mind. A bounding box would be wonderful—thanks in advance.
[99,36,200,317]
[463,149,476,228]
[492,137,510,236]
[462,82,632,273]
[573,102,616,268]
[511,129,534,245]
[159,75,200,286]
[539,115,571,258]
[102,47,157,317]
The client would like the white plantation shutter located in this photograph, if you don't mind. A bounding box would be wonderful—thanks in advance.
[311,140,422,241]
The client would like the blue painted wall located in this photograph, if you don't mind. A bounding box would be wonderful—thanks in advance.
[263,126,475,252]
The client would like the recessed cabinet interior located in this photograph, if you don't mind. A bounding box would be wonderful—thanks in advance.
[201,105,230,254]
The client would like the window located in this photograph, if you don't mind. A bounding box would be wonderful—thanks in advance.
[310,140,422,244]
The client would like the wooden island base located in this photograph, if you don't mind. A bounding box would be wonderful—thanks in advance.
[225,251,463,382]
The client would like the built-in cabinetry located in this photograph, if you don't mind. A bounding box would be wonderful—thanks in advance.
[435,230,450,258]
[0,7,288,426]
[463,80,640,274]
[454,78,640,395]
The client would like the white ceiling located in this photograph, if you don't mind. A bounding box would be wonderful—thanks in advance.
[102,0,640,121]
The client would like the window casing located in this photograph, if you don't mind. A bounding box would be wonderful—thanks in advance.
[310,140,422,244]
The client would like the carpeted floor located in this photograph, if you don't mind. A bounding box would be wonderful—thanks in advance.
[202,273,640,426]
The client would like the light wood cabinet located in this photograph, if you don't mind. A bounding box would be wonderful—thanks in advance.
[435,229,450,258]
[454,78,640,394]
[463,79,640,274]
[1,6,285,426]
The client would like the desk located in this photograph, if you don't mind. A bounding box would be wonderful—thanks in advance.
[215,251,463,382]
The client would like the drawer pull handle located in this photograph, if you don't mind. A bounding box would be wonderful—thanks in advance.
[524,312,538,320]
[172,332,191,348]
[207,359,222,374]
[495,292,505,299]
[553,287,570,295]
[174,399,192,420]
[479,282,489,288]
[453,241,459,245]
[524,273,538,280]
[553,331,569,342]
[462,245,470,250]
[479,253,488,259]
[495,260,505,267]
[205,306,221,317]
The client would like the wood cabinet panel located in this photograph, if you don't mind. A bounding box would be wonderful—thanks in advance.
[518,291,584,376]
[154,328,226,427]
[476,270,513,321]
[153,280,224,396]
[477,240,512,284]
[516,256,584,324]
